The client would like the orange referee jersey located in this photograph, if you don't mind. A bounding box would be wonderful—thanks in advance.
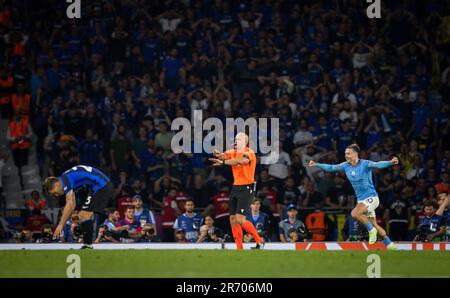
[225,147,256,185]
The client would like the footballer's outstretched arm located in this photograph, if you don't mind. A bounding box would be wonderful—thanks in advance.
[309,160,344,172]
[53,190,76,238]
[368,157,399,169]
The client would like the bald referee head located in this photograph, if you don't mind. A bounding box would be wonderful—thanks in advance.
[234,132,249,151]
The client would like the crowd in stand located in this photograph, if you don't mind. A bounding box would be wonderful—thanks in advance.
[0,0,450,243]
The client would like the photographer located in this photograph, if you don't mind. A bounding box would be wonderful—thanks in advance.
[14,226,34,243]
[197,215,229,243]
[103,209,129,241]
[62,211,81,243]
[95,224,119,243]
[414,195,449,242]
[36,224,56,243]
[278,204,310,242]
[137,223,159,243]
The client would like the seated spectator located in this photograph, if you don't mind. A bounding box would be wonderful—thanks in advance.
[175,228,189,243]
[25,190,47,211]
[245,198,270,242]
[63,211,81,243]
[414,196,449,242]
[14,226,34,243]
[133,195,156,234]
[36,224,56,243]
[173,199,203,242]
[117,206,142,241]
[0,151,7,209]
[197,215,215,243]
[102,209,128,240]
[95,224,119,243]
[161,188,180,242]
[438,192,450,241]
[26,208,49,236]
[278,204,308,242]
[137,223,159,243]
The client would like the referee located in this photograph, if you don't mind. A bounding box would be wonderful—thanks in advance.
[209,132,264,250]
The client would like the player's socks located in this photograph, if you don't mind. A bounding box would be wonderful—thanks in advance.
[231,224,243,250]
[364,222,377,244]
[365,222,374,231]
[80,219,93,245]
[242,220,263,244]
[383,236,397,249]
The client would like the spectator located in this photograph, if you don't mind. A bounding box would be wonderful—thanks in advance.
[36,224,55,243]
[278,204,307,243]
[62,211,81,243]
[137,223,159,243]
[102,209,128,240]
[14,227,34,243]
[6,109,32,190]
[117,206,141,241]
[299,180,324,209]
[205,183,231,235]
[174,228,189,243]
[414,197,449,242]
[95,224,118,243]
[110,124,133,173]
[197,215,216,243]
[173,199,203,242]
[324,175,353,209]
[245,198,270,242]
[133,195,156,233]
[25,191,47,211]
[26,208,49,236]
[384,197,410,241]
[0,151,6,209]
[78,129,103,167]
[161,188,180,242]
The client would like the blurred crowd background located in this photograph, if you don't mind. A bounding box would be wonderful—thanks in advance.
[0,0,449,244]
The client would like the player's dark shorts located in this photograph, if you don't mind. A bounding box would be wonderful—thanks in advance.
[229,184,255,215]
[75,182,113,213]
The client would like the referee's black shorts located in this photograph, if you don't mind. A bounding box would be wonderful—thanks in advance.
[229,183,256,215]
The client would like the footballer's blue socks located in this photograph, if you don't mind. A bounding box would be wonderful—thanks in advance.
[382,237,392,246]
[365,222,374,231]
[80,219,93,245]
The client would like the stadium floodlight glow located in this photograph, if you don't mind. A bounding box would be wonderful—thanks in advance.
[170,110,280,164]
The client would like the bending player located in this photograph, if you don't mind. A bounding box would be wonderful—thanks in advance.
[43,165,113,249]
[209,132,264,250]
[309,144,398,249]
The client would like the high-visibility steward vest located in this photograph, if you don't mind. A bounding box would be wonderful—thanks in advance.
[9,117,31,149]
[305,211,327,241]
[0,76,13,104]
[11,93,31,115]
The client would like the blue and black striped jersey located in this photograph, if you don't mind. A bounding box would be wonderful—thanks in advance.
[59,165,110,195]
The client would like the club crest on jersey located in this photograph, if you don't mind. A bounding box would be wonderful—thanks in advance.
[351,170,356,176]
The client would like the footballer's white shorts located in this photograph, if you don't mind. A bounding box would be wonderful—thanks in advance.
[360,196,379,218]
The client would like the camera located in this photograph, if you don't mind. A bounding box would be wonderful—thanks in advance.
[41,231,53,243]
[288,226,312,242]
[416,224,432,242]
[73,225,83,239]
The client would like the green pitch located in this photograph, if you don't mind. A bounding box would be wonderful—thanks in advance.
[0,250,449,278]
